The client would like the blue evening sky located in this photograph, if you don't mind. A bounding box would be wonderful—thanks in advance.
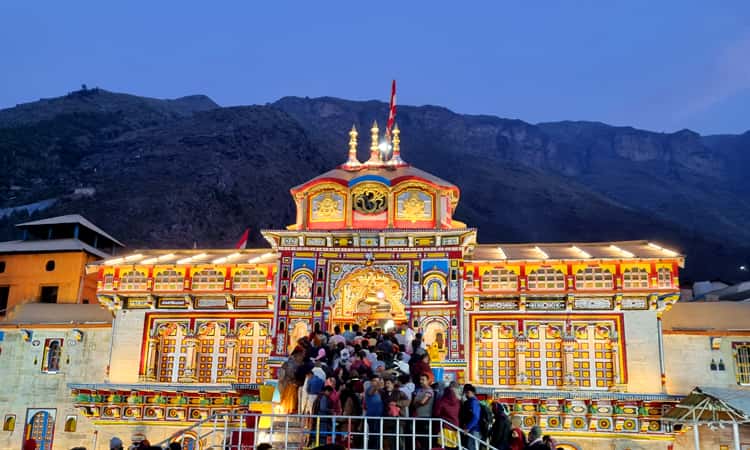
[1,1,748,135]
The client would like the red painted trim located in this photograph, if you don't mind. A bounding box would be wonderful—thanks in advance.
[290,177,349,194]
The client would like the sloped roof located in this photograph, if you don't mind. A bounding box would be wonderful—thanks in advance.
[291,165,458,193]
[0,238,109,258]
[665,387,750,423]
[87,248,278,272]
[662,301,750,331]
[470,240,683,263]
[17,214,125,247]
[0,303,112,326]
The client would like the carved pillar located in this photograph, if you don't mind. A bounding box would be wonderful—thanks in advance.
[610,330,624,391]
[562,333,577,389]
[179,333,199,383]
[220,333,239,383]
[515,333,528,386]
[142,332,159,381]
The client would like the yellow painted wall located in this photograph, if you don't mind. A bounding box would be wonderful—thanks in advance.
[0,251,99,310]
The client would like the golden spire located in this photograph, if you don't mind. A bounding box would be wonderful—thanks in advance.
[342,124,361,170]
[387,123,406,166]
[365,120,382,166]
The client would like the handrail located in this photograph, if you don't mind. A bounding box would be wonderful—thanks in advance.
[155,411,501,450]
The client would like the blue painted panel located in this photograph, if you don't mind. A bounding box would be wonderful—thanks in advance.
[292,258,316,272]
[349,174,390,187]
[422,259,449,275]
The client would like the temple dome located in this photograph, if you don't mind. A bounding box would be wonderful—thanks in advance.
[287,123,464,231]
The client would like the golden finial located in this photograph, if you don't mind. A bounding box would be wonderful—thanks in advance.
[365,120,381,166]
[342,124,361,170]
[387,123,406,166]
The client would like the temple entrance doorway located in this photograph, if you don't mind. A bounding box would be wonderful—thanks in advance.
[329,267,408,332]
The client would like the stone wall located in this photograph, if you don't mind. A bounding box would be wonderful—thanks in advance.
[664,333,748,395]
[623,311,663,393]
[108,309,147,384]
[0,326,111,450]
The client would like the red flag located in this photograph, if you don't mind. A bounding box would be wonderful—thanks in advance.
[235,228,250,249]
[386,80,396,138]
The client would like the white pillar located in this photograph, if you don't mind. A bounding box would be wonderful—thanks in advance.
[693,422,701,450]
[733,421,741,450]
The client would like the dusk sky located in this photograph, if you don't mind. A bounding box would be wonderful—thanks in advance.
[1,1,749,135]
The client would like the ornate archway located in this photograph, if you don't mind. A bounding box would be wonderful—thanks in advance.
[330,267,407,329]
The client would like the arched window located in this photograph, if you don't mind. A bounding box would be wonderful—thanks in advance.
[291,274,312,299]
[25,411,55,450]
[42,339,63,373]
[425,278,445,301]
[156,322,189,383]
[482,268,518,291]
[527,267,566,290]
[64,416,77,432]
[191,269,225,291]
[233,269,266,290]
[622,268,649,289]
[154,269,184,291]
[575,267,613,289]
[119,270,147,291]
[3,415,15,431]
[102,274,114,290]
[196,322,227,383]
[657,267,672,288]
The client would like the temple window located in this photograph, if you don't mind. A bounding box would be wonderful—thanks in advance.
[525,324,563,388]
[102,274,114,290]
[45,260,55,271]
[196,322,227,383]
[2,415,15,432]
[291,274,313,299]
[39,286,58,303]
[192,269,225,290]
[622,268,649,289]
[477,324,516,386]
[572,325,614,389]
[237,321,272,384]
[233,269,266,290]
[0,261,5,273]
[527,267,565,290]
[734,343,750,385]
[657,267,672,288]
[119,270,148,291]
[575,267,613,289]
[41,338,63,373]
[154,269,184,291]
[481,268,517,291]
[156,322,189,383]
[64,416,77,432]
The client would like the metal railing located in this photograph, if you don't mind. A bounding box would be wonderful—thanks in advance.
[155,412,499,450]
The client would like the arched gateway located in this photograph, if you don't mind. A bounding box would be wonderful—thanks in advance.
[330,266,407,330]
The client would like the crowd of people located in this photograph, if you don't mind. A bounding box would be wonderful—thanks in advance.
[277,322,562,450]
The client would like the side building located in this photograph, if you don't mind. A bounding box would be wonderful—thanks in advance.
[0,215,122,450]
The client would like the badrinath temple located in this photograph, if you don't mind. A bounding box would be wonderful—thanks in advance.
[0,123,748,450]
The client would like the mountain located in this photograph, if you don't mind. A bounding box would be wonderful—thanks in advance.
[0,88,748,283]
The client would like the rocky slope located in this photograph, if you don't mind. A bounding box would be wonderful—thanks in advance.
[0,88,748,282]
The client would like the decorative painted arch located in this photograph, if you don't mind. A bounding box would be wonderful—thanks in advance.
[330,267,406,323]
[423,272,447,301]
[291,269,314,300]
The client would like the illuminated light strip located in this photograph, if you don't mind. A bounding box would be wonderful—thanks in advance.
[104,258,124,265]
[211,253,242,264]
[571,246,591,258]
[140,257,158,265]
[248,252,275,264]
[212,257,228,264]
[610,245,635,258]
[157,253,177,262]
[124,254,144,262]
[648,242,679,257]
[497,246,507,260]
[534,246,549,259]
[176,257,192,264]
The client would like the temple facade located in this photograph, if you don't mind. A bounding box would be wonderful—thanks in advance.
[62,123,695,449]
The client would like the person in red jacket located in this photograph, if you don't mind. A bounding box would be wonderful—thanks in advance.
[433,382,461,450]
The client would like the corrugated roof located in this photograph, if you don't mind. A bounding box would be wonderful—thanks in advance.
[291,164,458,193]
[1,303,113,326]
[664,387,750,423]
[662,301,750,331]
[470,240,683,263]
[17,214,125,247]
[0,238,110,258]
